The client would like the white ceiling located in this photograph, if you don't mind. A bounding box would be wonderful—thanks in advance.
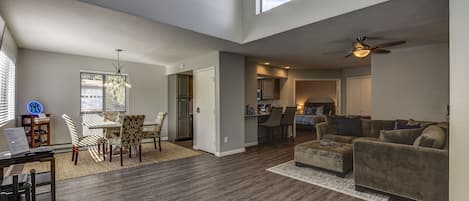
[0,0,448,69]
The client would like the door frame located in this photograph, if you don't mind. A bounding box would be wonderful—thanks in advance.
[293,78,342,115]
[193,67,217,154]
[346,75,371,116]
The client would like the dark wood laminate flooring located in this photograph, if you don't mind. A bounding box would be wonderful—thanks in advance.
[48,131,366,201]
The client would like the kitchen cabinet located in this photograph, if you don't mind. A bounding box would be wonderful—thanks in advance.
[258,79,280,100]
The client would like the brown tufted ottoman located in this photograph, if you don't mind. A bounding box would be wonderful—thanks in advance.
[294,140,353,177]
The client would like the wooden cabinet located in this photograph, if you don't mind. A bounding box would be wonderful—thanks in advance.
[21,114,51,148]
[258,79,280,100]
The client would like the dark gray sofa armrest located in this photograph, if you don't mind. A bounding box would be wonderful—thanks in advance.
[315,122,328,140]
[353,139,448,201]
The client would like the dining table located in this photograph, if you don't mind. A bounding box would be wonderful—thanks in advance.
[84,121,158,130]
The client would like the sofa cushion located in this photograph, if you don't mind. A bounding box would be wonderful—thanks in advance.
[323,134,357,144]
[336,116,362,137]
[361,119,395,138]
[379,128,422,145]
[325,115,337,134]
[413,125,446,149]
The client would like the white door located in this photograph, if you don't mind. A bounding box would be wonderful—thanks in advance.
[194,67,216,154]
[347,76,372,116]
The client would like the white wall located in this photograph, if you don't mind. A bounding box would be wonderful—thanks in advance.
[449,0,469,200]
[371,44,449,121]
[15,49,167,146]
[242,0,388,43]
[81,0,244,43]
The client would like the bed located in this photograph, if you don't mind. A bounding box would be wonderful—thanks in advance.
[296,102,336,131]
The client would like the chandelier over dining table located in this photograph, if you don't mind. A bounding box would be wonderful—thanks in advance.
[104,49,132,89]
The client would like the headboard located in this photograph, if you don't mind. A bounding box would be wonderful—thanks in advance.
[304,102,336,115]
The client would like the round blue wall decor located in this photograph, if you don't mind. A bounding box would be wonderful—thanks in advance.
[26,100,44,115]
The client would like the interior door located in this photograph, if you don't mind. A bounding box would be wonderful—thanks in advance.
[194,67,216,154]
[347,76,372,116]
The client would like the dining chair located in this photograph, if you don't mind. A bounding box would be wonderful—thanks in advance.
[62,114,106,165]
[258,107,283,144]
[108,115,145,166]
[142,112,167,152]
[102,111,120,122]
[281,106,297,141]
[102,112,121,139]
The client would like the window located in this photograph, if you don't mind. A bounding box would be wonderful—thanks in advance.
[80,72,127,113]
[0,51,15,124]
[257,0,291,14]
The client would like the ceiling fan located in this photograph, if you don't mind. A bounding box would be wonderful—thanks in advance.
[344,36,406,58]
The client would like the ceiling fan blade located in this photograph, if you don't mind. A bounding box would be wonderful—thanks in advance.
[344,52,353,58]
[373,40,406,49]
[323,50,348,55]
[372,49,391,54]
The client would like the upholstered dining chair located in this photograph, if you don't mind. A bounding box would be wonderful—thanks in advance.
[109,115,145,166]
[281,107,297,141]
[258,107,283,144]
[142,112,167,152]
[62,114,106,165]
[102,112,121,139]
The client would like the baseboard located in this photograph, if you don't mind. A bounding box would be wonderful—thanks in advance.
[192,145,199,150]
[215,148,245,157]
[244,141,258,147]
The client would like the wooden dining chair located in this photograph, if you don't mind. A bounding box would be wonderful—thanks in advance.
[109,115,145,166]
[142,112,167,152]
[62,114,106,165]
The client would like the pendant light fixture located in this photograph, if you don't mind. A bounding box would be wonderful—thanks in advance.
[105,49,131,88]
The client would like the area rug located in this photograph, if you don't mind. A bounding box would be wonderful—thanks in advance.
[267,160,390,201]
[14,141,200,181]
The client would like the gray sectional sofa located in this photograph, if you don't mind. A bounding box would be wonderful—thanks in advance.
[315,118,449,201]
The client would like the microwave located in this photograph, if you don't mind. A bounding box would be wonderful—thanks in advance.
[257,89,262,101]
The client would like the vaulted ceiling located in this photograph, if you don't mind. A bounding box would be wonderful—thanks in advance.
[0,0,448,69]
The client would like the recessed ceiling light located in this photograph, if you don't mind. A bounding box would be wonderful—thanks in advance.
[264,62,270,65]
[284,66,291,69]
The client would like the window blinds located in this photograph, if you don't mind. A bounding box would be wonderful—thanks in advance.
[0,51,15,124]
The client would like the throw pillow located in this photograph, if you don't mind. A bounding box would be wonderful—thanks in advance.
[316,105,324,115]
[304,106,316,115]
[413,125,446,149]
[335,116,362,137]
[413,135,436,148]
[395,123,420,130]
[379,128,422,145]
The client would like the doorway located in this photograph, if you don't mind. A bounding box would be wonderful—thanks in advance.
[168,71,194,149]
[193,67,216,154]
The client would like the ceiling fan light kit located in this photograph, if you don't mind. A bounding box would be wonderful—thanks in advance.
[345,36,406,58]
[353,49,371,58]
